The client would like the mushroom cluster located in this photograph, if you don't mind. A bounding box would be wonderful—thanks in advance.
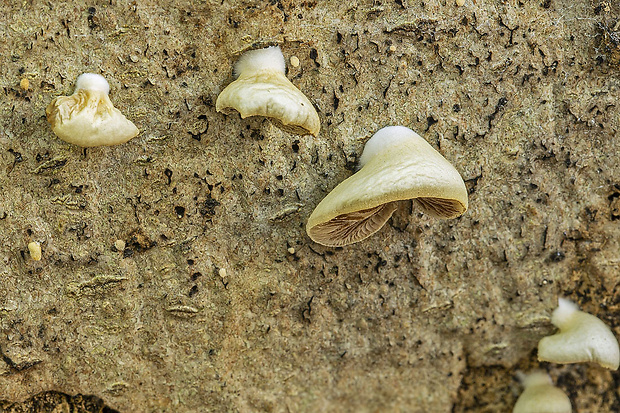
[508,298,620,411]
[39,38,618,413]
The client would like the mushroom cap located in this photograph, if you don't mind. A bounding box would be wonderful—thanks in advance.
[46,73,139,147]
[513,371,572,413]
[215,46,320,137]
[306,126,468,247]
[538,298,620,370]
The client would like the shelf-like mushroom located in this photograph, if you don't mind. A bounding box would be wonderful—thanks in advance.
[216,46,320,136]
[46,73,139,147]
[306,126,468,246]
[538,298,620,370]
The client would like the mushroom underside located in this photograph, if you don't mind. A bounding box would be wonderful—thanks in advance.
[415,196,466,219]
[217,112,314,136]
[308,202,400,247]
[269,116,314,136]
[309,196,466,247]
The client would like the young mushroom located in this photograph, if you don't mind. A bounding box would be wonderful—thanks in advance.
[513,370,571,413]
[306,126,468,247]
[46,73,139,147]
[538,297,620,370]
[216,46,320,136]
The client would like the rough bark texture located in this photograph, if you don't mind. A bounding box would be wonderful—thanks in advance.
[1,0,619,412]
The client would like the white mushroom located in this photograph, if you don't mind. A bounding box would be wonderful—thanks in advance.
[216,46,320,136]
[513,370,571,413]
[306,126,468,247]
[46,73,139,147]
[538,297,620,370]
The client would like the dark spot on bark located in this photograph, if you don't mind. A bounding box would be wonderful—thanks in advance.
[550,250,565,262]
[174,206,185,218]
[200,195,220,217]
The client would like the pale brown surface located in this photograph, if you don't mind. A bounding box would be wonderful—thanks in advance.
[0,1,619,412]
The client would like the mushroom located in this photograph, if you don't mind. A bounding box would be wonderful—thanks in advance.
[46,73,139,147]
[216,46,320,136]
[513,370,571,413]
[306,126,468,247]
[538,297,620,370]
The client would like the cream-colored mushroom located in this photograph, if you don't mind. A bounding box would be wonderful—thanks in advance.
[46,73,139,147]
[306,126,468,247]
[538,297,620,370]
[513,370,571,413]
[216,46,320,136]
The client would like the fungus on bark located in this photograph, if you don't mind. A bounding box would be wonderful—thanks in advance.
[513,370,571,413]
[306,126,468,246]
[538,298,620,370]
[216,46,320,136]
[46,73,139,147]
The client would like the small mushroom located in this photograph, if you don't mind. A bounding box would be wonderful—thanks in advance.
[538,297,620,369]
[46,73,139,147]
[306,126,468,247]
[216,46,320,136]
[513,370,571,413]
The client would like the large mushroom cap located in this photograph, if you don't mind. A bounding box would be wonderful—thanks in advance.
[215,46,320,137]
[306,126,468,247]
[513,371,572,413]
[46,73,139,147]
[538,298,620,370]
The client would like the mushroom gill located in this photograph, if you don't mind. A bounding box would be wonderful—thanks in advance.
[307,202,400,247]
[415,197,466,219]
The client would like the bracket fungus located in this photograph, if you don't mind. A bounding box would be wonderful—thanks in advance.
[306,126,468,247]
[513,371,571,413]
[46,73,139,147]
[538,298,620,369]
[216,46,320,136]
